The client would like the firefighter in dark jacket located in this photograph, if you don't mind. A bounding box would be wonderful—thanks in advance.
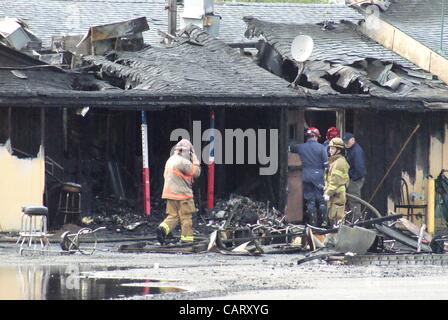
[343,132,367,221]
[291,127,328,227]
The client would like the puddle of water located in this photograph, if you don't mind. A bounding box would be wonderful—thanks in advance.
[0,265,185,300]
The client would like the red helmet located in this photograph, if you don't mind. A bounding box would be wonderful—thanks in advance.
[326,127,340,141]
[306,127,321,138]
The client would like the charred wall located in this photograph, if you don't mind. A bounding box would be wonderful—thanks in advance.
[0,105,286,226]
[0,108,9,144]
[0,107,43,157]
[10,108,42,157]
[219,107,283,209]
[62,109,141,221]
[149,107,284,213]
[354,110,446,215]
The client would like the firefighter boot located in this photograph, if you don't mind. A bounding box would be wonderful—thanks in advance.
[157,226,166,245]
[317,198,328,228]
[305,199,318,226]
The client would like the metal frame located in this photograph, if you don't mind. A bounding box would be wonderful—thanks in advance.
[60,227,105,255]
[16,213,51,254]
[18,227,105,256]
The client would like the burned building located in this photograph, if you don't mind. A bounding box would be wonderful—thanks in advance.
[243,11,448,234]
[0,24,309,231]
[1,0,448,237]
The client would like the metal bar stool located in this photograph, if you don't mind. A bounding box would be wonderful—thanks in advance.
[57,182,82,225]
[16,206,50,252]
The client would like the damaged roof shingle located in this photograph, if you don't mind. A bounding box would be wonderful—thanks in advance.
[244,17,416,68]
[0,0,363,47]
[381,0,448,58]
[244,17,448,102]
[82,25,297,98]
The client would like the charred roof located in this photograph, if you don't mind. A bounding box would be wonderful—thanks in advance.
[244,17,448,104]
[82,25,297,98]
[380,0,448,59]
[0,22,447,112]
[0,0,363,47]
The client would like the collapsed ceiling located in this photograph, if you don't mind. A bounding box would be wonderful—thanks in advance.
[244,17,448,103]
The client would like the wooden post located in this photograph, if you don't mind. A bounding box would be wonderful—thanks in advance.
[215,109,225,198]
[427,178,435,235]
[167,0,177,37]
[8,107,12,140]
[63,108,68,155]
[40,109,45,153]
[41,108,47,207]
[279,107,288,213]
[336,109,346,137]
[286,108,304,223]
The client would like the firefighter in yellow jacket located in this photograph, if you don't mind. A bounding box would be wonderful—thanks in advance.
[323,138,350,226]
[157,139,201,244]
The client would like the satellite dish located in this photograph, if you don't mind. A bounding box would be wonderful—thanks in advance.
[290,35,314,62]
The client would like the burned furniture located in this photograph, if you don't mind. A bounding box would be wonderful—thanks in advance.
[57,182,82,225]
[393,177,427,224]
[60,227,105,255]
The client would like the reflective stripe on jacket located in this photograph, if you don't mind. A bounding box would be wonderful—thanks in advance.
[162,153,201,200]
[324,154,350,204]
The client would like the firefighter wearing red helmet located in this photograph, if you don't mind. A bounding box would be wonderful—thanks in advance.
[291,126,328,227]
[306,127,321,139]
[323,127,340,148]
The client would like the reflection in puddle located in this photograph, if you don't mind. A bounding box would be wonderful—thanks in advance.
[0,265,185,300]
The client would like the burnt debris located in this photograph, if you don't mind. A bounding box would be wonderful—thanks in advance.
[243,17,448,105]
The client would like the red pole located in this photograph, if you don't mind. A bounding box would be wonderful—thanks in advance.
[141,111,150,216]
[207,111,215,209]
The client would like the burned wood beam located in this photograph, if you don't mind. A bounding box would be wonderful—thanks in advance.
[278,106,288,213]
[62,108,67,155]
[8,107,11,139]
[313,213,404,235]
[0,91,440,111]
[157,29,176,41]
[167,0,177,36]
[374,223,433,253]
[228,41,261,49]
[90,17,149,42]
[40,108,45,147]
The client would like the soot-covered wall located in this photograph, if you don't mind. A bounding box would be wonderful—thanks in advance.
[149,107,285,213]
[354,110,447,215]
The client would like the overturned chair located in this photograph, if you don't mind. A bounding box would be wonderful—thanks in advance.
[60,227,105,255]
[16,206,50,254]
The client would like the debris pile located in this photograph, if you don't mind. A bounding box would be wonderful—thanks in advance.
[0,16,150,68]
[204,195,448,260]
[298,215,448,266]
[205,195,306,255]
[209,195,281,228]
[0,17,42,53]
[80,195,166,236]
[0,17,72,67]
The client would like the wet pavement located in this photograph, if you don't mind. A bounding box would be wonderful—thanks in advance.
[1,242,448,300]
[0,264,186,300]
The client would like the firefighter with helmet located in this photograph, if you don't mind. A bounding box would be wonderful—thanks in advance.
[323,137,350,226]
[291,127,328,227]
